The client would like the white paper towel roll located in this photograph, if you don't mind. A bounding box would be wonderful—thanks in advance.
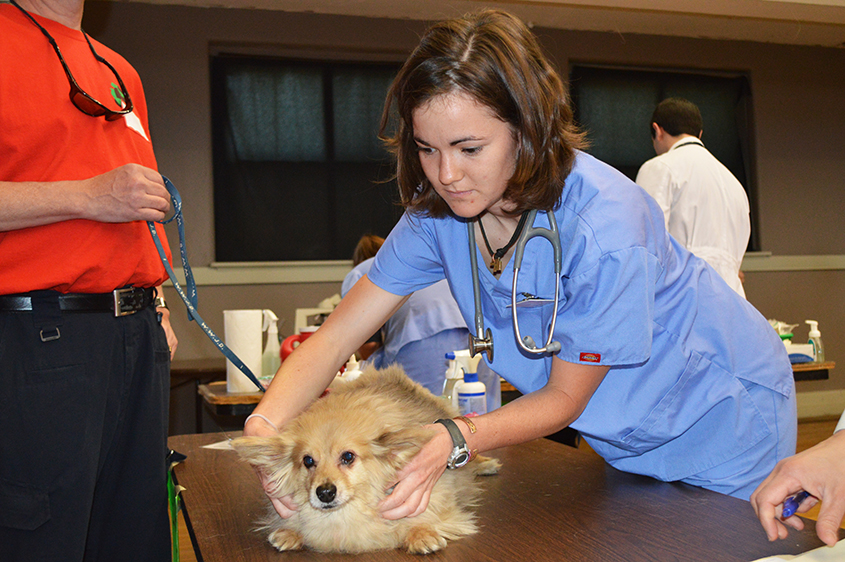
[224,309,263,393]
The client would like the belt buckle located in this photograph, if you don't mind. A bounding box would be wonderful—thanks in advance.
[113,287,141,317]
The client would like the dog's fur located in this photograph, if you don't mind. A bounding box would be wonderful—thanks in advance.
[231,365,500,554]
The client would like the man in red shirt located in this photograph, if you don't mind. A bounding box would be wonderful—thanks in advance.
[0,1,178,560]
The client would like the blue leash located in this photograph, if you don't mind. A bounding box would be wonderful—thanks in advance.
[147,176,265,393]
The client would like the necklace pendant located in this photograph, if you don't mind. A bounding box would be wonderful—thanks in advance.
[489,256,502,275]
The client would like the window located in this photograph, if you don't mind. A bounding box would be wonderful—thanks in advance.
[569,65,758,251]
[211,55,403,262]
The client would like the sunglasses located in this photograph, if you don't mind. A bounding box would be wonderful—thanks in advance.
[11,0,134,121]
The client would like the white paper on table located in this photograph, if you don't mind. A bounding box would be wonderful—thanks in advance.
[202,440,233,450]
[751,538,845,561]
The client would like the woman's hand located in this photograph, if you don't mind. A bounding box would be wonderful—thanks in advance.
[374,359,609,521]
[253,462,299,519]
[378,424,452,519]
[265,482,299,519]
[242,415,300,519]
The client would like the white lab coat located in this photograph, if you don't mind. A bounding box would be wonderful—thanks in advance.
[636,137,750,297]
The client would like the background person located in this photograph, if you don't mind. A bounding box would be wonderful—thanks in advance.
[751,410,845,547]
[0,1,177,560]
[635,97,750,297]
[245,9,795,523]
[352,233,385,268]
[347,234,386,361]
[343,246,502,413]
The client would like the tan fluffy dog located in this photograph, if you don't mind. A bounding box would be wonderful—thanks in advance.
[231,365,500,554]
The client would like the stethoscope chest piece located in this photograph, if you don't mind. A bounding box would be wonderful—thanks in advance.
[468,327,493,362]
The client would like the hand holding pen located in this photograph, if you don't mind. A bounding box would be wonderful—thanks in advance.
[750,429,845,546]
[781,491,811,519]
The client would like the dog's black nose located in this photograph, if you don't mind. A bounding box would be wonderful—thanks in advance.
[316,483,337,504]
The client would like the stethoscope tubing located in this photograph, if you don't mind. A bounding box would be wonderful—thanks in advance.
[467,220,494,361]
[468,209,562,360]
[511,210,562,354]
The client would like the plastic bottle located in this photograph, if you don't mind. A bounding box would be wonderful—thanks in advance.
[261,310,281,381]
[441,352,465,407]
[806,320,825,363]
[341,355,363,382]
[457,371,487,417]
[455,350,487,416]
[451,349,478,409]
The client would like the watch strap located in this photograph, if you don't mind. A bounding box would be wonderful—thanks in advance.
[434,418,471,469]
[434,418,467,448]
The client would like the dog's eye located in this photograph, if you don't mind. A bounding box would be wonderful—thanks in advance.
[303,455,316,469]
[340,451,355,466]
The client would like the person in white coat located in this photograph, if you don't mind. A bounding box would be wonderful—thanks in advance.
[636,97,750,297]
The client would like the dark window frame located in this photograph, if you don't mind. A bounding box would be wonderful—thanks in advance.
[210,52,404,263]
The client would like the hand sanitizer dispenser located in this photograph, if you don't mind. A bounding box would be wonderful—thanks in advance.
[806,320,825,363]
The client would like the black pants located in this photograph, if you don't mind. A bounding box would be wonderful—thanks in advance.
[0,304,171,562]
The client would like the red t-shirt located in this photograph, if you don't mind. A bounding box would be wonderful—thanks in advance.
[0,5,171,294]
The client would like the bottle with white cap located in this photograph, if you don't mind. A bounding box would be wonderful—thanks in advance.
[806,320,825,363]
[342,355,364,381]
[457,352,486,416]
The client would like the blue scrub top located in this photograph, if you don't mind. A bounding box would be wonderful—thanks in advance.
[342,258,467,359]
[369,151,793,484]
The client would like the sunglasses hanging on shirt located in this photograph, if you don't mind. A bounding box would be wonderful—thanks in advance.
[11,0,134,121]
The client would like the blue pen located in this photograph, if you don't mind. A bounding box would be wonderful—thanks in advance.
[782,491,811,519]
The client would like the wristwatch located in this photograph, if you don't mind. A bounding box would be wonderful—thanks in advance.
[434,418,471,469]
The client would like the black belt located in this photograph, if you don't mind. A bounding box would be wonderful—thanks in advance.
[0,287,155,317]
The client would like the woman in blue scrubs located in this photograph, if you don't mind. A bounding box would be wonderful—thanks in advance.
[245,9,796,519]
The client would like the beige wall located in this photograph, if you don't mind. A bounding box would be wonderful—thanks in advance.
[84,2,844,396]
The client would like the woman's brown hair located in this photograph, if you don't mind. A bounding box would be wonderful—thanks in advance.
[351,234,385,266]
[379,9,586,218]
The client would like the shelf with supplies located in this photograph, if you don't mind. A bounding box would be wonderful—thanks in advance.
[792,361,835,382]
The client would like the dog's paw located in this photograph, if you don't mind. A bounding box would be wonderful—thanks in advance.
[404,525,448,554]
[473,455,501,475]
[268,528,304,551]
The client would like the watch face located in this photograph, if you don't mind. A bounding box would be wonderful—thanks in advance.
[449,447,471,469]
[453,452,469,466]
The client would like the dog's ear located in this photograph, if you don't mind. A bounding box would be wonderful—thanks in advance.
[230,435,297,496]
[372,426,432,470]
[231,436,285,468]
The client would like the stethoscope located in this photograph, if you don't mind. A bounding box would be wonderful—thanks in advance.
[467,209,563,361]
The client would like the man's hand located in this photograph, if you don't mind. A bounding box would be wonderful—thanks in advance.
[83,163,170,223]
[0,163,171,231]
[750,430,845,546]
[158,306,178,360]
